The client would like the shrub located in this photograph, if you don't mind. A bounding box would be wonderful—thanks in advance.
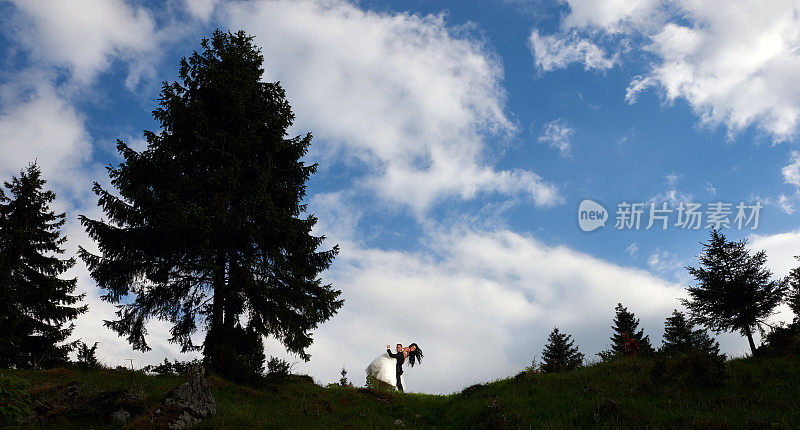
[365,375,396,392]
[75,341,100,370]
[265,356,292,383]
[758,322,800,357]
[0,376,32,426]
[143,358,203,376]
[651,351,727,389]
[460,382,490,397]
[144,358,177,375]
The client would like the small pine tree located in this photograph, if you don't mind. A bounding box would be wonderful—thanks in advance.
[266,356,291,382]
[339,366,351,387]
[541,327,584,373]
[75,341,100,369]
[660,310,720,356]
[0,163,87,368]
[607,303,654,357]
[683,228,787,355]
[524,355,540,373]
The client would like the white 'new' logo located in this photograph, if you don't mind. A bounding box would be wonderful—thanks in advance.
[578,200,607,232]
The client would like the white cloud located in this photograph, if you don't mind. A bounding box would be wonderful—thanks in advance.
[6,0,161,85]
[647,248,686,281]
[538,119,575,156]
[560,0,663,33]
[748,192,795,215]
[184,0,219,21]
[626,242,639,258]
[223,0,560,214]
[665,173,681,187]
[769,150,800,213]
[648,189,692,208]
[529,30,616,72]
[287,222,685,393]
[646,172,692,208]
[777,194,795,214]
[782,151,800,187]
[749,229,800,277]
[0,78,95,199]
[628,2,800,141]
[534,0,800,141]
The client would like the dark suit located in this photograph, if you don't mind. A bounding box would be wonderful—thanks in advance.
[387,349,405,391]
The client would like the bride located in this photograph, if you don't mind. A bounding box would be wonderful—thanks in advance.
[365,343,423,392]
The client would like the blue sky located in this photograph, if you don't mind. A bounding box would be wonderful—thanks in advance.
[2,0,800,393]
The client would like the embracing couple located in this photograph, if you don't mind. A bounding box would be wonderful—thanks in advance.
[366,342,423,392]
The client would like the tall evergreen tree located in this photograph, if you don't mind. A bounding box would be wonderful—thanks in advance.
[660,309,720,356]
[541,327,584,373]
[787,256,800,320]
[78,30,342,378]
[607,303,654,356]
[683,228,786,356]
[0,163,86,368]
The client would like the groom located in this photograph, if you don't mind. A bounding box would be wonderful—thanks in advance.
[386,343,405,392]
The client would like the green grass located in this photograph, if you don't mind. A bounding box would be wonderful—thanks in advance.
[3,356,799,429]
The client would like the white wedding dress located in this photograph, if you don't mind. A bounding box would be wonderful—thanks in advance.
[365,352,405,390]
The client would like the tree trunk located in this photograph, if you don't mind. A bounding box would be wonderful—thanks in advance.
[744,325,757,356]
[204,249,228,371]
[223,253,235,330]
[211,250,226,334]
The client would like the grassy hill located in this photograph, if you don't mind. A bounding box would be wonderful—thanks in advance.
[2,355,799,429]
